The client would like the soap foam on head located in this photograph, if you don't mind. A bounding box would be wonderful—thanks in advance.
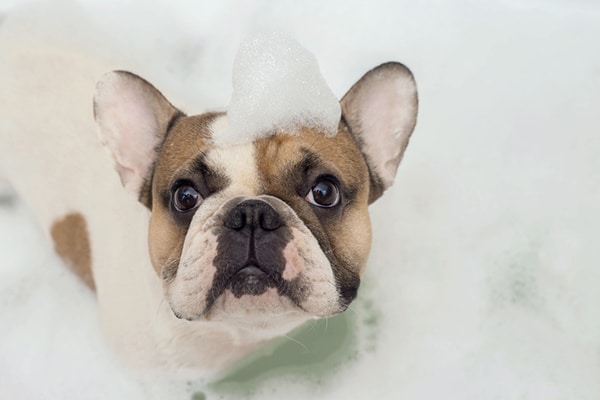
[216,32,341,145]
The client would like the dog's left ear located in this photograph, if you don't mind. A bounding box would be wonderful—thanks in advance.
[93,71,182,201]
[341,62,418,203]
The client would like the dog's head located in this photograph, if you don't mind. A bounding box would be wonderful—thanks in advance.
[93,62,417,334]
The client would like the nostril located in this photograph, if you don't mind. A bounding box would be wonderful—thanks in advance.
[260,211,281,231]
[225,209,245,230]
[224,199,282,231]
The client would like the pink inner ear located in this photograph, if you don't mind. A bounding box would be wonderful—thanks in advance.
[94,71,179,196]
[356,73,418,189]
[97,99,160,194]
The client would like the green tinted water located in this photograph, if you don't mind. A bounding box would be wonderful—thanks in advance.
[200,278,381,399]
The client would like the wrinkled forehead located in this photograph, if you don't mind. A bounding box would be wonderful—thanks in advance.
[152,113,222,195]
[152,112,368,197]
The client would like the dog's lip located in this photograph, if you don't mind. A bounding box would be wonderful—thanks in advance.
[200,261,291,316]
[233,264,266,277]
[228,262,280,284]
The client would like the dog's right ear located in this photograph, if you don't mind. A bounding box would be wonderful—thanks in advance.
[93,71,182,202]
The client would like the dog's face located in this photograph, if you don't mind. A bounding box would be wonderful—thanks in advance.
[148,118,372,322]
[94,63,417,333]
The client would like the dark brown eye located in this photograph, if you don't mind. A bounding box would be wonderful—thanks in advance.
[305,178,340,208]
[173,184,202,212]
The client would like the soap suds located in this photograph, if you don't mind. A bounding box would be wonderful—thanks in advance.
[1,1,600,400]
[217,32,341,145]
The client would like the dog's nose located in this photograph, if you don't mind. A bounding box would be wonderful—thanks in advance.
[224,199,282,231]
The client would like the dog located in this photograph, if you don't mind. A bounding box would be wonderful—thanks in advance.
[0,16,418,377]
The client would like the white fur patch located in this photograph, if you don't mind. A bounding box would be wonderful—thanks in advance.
[206,140,259,196]
[164,196,224,319]
[284,226,340,317]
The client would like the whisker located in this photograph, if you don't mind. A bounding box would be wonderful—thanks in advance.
[283,334,309,353]
[155,297,167,320]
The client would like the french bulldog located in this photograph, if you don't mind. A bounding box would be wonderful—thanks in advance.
[0,24,418,376]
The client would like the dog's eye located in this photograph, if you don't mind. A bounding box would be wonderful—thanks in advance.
[173,184,202,212]
[305,177,340,208]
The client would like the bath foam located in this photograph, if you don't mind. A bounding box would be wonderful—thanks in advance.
[216,32,341,145]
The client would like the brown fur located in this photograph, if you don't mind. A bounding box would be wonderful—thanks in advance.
[254,124,372,278]
[50,212,95,290]
[147,113,219,275]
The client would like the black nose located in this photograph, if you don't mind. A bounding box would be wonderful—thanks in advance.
[224,199,282,231]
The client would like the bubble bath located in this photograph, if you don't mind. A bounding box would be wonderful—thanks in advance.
[1,1,600,399]
[216,32,341,145]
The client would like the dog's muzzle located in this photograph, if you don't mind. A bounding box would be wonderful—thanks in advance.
[223,199,284,296]
[206,199,296,310]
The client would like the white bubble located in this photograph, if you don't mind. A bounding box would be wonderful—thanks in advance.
[216,32,341,146]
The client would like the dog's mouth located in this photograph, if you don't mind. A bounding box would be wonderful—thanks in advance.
[226,263,279,298]
[202,259,294,315]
